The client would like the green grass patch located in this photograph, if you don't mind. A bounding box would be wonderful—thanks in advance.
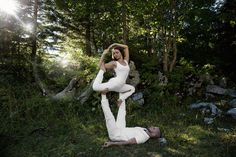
[0,85,235,157]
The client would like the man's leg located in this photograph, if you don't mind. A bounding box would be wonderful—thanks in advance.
[101,94,118,140]
[116,100,126,129]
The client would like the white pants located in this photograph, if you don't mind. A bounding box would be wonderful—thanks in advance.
[92,70,135,101]
[101,95,126,141]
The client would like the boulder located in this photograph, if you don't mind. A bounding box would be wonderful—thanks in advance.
[190,102,222,117]
[126,61,140,87]
[226,108,236,120]
[206,85,227,95]
[219,77,227,88]
[229,99,236,108]
[206,85,236,98]
[132,92,144,105]
[158,71,168,86]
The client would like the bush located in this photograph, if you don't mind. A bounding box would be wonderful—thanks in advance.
[138,57,217,108]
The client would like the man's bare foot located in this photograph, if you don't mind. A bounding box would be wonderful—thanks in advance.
[101,88,109,95]
[100,62,106,72]
[117,99,123,107]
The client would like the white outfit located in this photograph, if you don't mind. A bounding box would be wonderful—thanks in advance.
[93,60,135,101]
[101,95,150,144]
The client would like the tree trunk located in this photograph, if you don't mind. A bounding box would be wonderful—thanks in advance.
[85,20,92,56]
[163,47,168,72]
[150,38,155,56]
[31,0,48,95]
[163,28,169,72]
[52,78,78,100]
[122,0,128,44]
[169,29,177,72]
[90,28,97,54]
[31,0,38,61]
[169,0,177,72]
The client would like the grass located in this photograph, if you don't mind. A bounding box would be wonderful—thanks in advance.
[0,86,236,157]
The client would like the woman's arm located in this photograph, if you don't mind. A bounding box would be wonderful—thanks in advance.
[98,43,119,68]
[98,48,116,70]
[103,138,137,147]
[104,61,116,70]
[98,48,109,68]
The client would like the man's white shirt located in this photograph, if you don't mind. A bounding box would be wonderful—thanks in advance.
[120,127,150,144]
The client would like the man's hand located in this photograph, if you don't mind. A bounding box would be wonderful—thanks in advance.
[103,141,113,148]
[102,138,137,148]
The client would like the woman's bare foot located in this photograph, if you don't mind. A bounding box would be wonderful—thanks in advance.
[121,89,131,94]
[117,99,123,107]
[100,62,106,72]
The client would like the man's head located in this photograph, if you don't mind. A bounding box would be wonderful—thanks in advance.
[147,126,162,138]
[112,46,124,60]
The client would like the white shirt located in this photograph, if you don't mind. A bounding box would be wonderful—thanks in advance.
[120,127,150,144]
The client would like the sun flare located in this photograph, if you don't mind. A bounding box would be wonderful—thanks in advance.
[24,23,33,32]
[0,0,18,15]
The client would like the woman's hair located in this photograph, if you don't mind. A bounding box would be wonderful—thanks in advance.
[112,46,125,60]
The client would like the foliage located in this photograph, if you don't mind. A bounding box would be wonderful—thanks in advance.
[138,57,217,107]
[0,0,236,156]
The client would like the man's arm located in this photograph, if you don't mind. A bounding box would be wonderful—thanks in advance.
[103,138,137,147]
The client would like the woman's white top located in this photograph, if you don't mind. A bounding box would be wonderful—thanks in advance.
[114,60,130,84]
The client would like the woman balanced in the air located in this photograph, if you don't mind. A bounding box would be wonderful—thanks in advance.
[92,43,135,106]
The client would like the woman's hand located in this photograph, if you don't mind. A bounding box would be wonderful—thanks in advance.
[102,49,109,55]
[108,43,117,49]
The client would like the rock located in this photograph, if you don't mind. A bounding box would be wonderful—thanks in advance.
[205,93,216,99]
[204,117,214,124]
[229,99,236,108]
[226,89,236,98]
[219,77,227,88]
[206,85,236,98]
[158,71,168,86]
[126,61,140,87]
[217,127,231,132]
[132,92,144,105]
[132,92,143,101]
[190,102,222,117]
[136,99,144,105]
[226,108,236,120]
[206,85,227,95]
[158,138,167,144]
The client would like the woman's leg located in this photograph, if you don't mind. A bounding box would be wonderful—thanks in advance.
[118,84,135,102]
[92,70,111,91]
